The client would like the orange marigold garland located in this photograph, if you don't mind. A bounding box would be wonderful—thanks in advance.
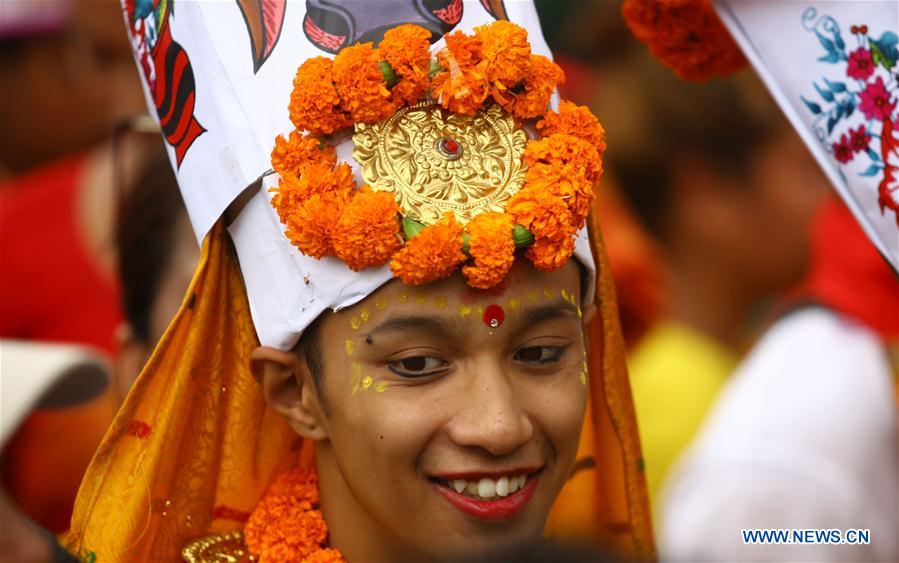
[505,187,576,241]
[332,43,397,124]
[496,54,565,119]
[379,24,433,106]
[288,57,352,135]
[537,100,607,152]
[621,0,746,82]
[271,131,336,178]
[245,469,345,563]
[332,190,403,271]
[271,20,605,289]
[474,20,531,103]
[270,160,355,227]
[432,31,489,115]
[283,191,349,259]
[523,133,601,227]
[390,214,467,285]
[462,212,516,289]
[527,235,576,273]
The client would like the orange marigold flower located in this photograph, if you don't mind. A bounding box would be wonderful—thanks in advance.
[496,54,564,119]
[462,212,516,290]
[270,161,356,225]
[433,31,489,115]
[523,134,601,226]
[305,548,347,563]
[537,101,607,153]
[283,190,348,259]
[332,190,402,271]
[271,131,336,178]
[505,187,576,241]
[621,0,746,82]
[332,42,396,124]
[475,20,531,91]
[526,235,576,272]
[380,24,432,106]
[437,30,483,69]
[245,469,330,563]
[264,468,320,506]
[432,68,489,115]
[390,214,466,284]
[289,57,352,135]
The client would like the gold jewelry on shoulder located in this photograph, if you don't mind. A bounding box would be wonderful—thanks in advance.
[182,530,254,562]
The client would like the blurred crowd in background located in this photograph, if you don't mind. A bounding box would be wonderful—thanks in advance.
[1,1,895,561]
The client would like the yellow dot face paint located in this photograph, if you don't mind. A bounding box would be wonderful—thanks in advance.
[543,288,554,300]
[457,304,473,318]
[415,294,428,305]
[350,316,362,330]
[345,339,355,356]
[360,308,370,323]
[434,296,447,309]
[375,297,389,310]
[561,288,569,302]
[398,291,408,304]
[362,376,374,389]
[527,291,538,303]
[374,382,389,393]
[506,297,520,311]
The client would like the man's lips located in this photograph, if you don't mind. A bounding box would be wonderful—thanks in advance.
[430,469,542,521]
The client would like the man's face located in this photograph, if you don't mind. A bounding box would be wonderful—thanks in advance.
[308,261,589,560]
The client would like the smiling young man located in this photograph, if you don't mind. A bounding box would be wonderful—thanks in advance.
[252,261,594,562]
[62,4,652,562]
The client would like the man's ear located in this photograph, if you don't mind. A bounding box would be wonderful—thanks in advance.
[250,346,328,441]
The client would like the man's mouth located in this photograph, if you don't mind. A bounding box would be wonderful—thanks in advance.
[428,469,542,520]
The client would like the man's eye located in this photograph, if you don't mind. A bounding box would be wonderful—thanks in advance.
[388,356,448,378]
[514,346,565,365]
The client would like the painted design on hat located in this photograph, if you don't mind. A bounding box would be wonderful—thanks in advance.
[124,0,206,167]
[235,0,287,73]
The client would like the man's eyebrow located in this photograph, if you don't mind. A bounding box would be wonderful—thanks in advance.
[364,315,462,343]
[519,302,579,328]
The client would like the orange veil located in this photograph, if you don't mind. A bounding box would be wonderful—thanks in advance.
[63,218,654,561]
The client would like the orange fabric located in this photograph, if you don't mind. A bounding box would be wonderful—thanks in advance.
[64,221,654,561]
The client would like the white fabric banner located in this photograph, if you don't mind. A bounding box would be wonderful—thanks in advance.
[715,0,899,270]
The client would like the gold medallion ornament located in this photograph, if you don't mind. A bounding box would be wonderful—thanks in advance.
[353,102,527,226]
[182,531,252,562]
[270,20,605,288]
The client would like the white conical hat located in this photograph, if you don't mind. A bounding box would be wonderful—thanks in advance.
[121,0,596,350]
[714,0,898,271]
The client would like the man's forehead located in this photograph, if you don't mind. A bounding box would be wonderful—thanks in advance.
[325,263,583,336]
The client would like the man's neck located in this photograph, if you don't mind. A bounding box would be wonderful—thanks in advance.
[316,446,420,563]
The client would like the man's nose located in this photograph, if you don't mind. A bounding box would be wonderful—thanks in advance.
[446,361,534,456]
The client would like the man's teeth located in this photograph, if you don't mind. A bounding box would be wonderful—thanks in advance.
[449,474,527,499]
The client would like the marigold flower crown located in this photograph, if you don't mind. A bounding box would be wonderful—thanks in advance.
[269,21,606,290]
